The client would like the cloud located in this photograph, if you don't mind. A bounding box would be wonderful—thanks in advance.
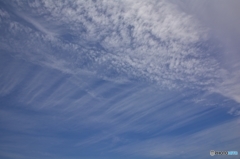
[0,8,9,18]
[114,117,240,158]
[213,71,240,105]
[1,1,240,158]
[173,0,240,104]
[16,12,58,37]
[1,44,240,159]
[228,107,240,116]
[0,0,222,91]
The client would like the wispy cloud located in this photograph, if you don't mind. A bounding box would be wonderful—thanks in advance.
[0,0,221,90]
[114,117,240,159]
[16,12,58,37]
[174,0,240,105]
[1,46,240,159]
[0,1,240,159]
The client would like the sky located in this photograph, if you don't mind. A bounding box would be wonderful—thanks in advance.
[0,0,240,159]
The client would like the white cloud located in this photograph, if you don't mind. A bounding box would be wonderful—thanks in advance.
[1,0,239,105]
[16,12,58,37]
[228,107,240,116]
[114,117,240,158]
[1,1,240,158]
[173,0,240,104]
[1,0,221,90]
[0,9,9,18]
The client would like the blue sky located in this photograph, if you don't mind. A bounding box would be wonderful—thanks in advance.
[0,0,240,159]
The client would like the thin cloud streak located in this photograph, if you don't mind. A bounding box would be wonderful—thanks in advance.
[0,1,240,159]
[1,0,221,90]
[173,0,240,105]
